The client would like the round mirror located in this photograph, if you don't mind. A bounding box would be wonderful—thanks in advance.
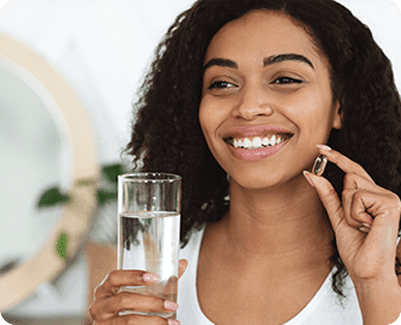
[0,32,99,310]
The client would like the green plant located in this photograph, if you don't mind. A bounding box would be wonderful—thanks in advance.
[37,163,129,261]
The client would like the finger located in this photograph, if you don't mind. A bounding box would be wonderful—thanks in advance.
[353,190,401,228]
[93,314,174,325]
[160,275,178,300]
[342,189,366,228]
[95,270,160,299]
[90,292,178,320]
[351,191,378,228]
[303,171,345,233]
[342,173,396,227]
[350,191,400,270]
[316,145,374,182]
[157,260,188,301]
[342,172,386,193]
[178,259,188,279]
[342,188,374,228]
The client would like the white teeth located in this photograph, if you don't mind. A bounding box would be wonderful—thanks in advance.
[243,138,252,148]
[252,137,262,149]
[232,134,289,149]
[270,135,276,146]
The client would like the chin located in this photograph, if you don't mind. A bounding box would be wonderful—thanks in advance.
[228,166,309,192]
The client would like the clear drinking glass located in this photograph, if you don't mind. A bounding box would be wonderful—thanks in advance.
[117,173,181,318]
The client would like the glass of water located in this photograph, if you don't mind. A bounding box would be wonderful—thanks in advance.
[117,172,181,318]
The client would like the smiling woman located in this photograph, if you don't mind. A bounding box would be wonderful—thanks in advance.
[199,11,342,186]
[89,1,401,324]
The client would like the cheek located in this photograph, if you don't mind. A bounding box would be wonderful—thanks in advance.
[198,101,218,150]
[198,101,210,138]
[199,99,227,137]
[287,101,336,149]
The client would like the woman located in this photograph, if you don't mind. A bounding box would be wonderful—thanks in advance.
[89,0,401,324]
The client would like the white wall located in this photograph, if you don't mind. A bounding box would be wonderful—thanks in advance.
[0,0,400,163]
[0,0,197,164]
[0,0,400,318]
[0,0,197,318]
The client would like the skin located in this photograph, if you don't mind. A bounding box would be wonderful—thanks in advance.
[199,12,342,192]
[89,260,188,324]
[197,11,342,324]
[306,147,401,325]
[88,10,401,325]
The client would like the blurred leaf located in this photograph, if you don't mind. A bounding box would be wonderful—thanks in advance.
[0,258,20,275]
[37,187,70,208]
[37,163,126,210]
[101,163,127,184]
[57,232,69,262]
[97,189,117,207]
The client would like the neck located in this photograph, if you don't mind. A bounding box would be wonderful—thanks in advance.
[222,173,334,265]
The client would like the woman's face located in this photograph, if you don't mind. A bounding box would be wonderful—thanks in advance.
[199,10,342,190]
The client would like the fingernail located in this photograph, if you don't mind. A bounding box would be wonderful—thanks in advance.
[316,144,332,151]
[178,259,188,269]
[168,320,180,325]
[143,273,160,283]
[362,223,372,229]
[359,226,370,233]
[303,170,315,187]
[164,300,179,311]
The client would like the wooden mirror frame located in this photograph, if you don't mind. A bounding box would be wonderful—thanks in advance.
[0,32,99,310]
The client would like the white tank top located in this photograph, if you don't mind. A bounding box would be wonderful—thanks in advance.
[177,228,363,324]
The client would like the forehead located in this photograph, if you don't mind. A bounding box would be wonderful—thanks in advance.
[205,10,326,67]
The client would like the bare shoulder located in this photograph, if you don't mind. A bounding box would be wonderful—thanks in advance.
[397,240,401,286]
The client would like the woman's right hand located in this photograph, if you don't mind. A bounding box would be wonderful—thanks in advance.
[89,259,188,325]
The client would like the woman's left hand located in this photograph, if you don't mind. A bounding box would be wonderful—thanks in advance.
[304,145,401,283]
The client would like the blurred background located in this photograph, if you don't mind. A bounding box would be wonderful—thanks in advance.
[0,0,400,324]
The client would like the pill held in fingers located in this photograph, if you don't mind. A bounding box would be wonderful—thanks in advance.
[312,154,327,176]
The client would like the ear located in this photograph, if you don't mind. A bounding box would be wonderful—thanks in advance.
[331,100,343,130]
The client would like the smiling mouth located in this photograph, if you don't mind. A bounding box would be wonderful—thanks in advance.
[224,133,293,149]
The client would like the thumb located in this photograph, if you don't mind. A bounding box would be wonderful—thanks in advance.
[303,171,345,233]
[178,259,188,279]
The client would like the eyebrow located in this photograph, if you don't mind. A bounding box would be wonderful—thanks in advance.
[203,58,238,73]
[263,54,314,69]
[203,53,314,73]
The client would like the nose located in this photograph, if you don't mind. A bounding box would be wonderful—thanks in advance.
[233,83,274,120]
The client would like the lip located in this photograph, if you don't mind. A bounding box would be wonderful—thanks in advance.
[227,125,293,138]
[227,138,290,161]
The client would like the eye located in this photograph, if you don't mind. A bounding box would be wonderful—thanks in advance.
[271,76,303,84]
[208,81,237,90]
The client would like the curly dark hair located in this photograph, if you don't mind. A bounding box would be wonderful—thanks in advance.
[125,0,401,298]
